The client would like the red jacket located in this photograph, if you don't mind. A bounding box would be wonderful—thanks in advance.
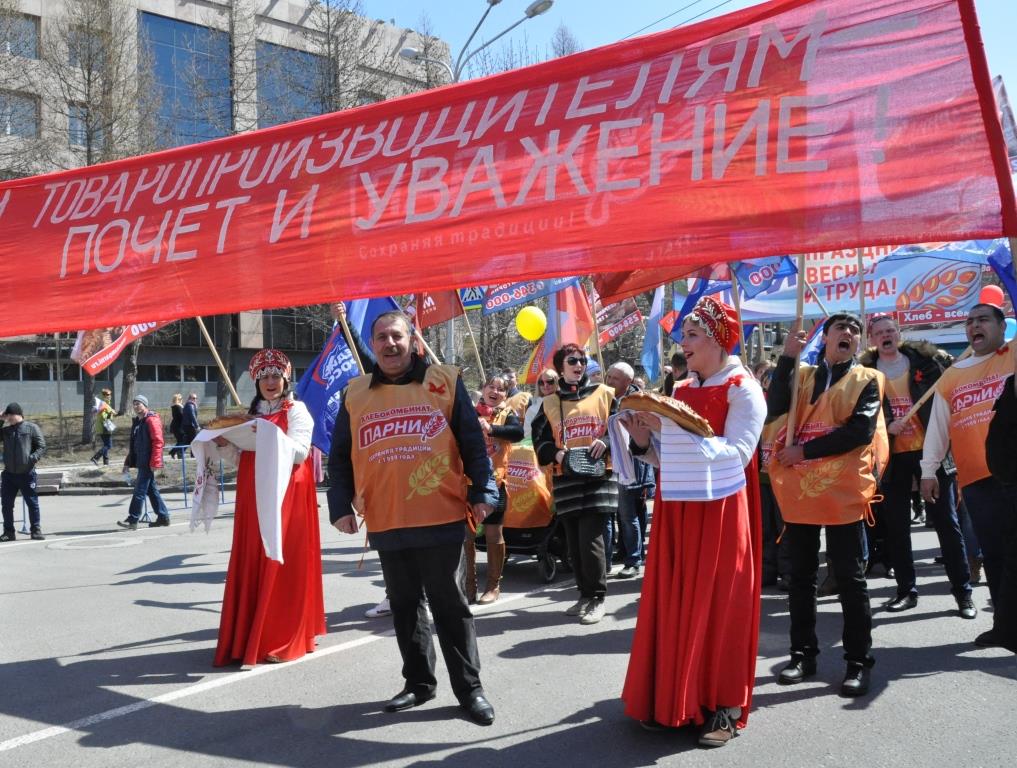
[126,410,165,470]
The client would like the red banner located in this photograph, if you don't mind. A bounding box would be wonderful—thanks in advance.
[71,321,170,375]
[415,290,464,329]
[0,0,1014,337]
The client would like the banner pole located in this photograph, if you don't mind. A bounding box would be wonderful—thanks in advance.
[587,278,606,372]
[785,256,807,447]
[731,277,745,359]
[461,311,487,383]
[414,329,442,365]
[337,313,366,375]
[899,348,972,423]
[195,316,242,408]
[804,279,832,316]
[856,247,867,348]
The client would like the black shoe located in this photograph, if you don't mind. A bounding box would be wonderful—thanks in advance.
[90,456,100,466]
[776,575,791,593]
[957,595,977,620]
[461,693,495,725]
[30,529,45,541]
[384,689,435,712]
[148,517,170,528]
[0,531,15,542]
[974,629,1005,648]
[840,663,870,697]
[778,654,817,685]
[884,593,918,612]
[116,519,138,530]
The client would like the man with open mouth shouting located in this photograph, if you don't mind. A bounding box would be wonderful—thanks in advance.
[921,303,1017,652]
[860,315,976,620]
[766,313,888,698]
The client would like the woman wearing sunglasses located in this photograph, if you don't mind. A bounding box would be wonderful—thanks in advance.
[523,369,560,440]
[531,344,618,625]
[619,296,765,748]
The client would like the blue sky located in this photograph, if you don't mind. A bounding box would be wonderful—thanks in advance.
[363,0,1016,93]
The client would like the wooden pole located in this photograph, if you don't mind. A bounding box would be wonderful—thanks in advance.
[414,329,442,365]
[804,279,832,316]
[587,278,606,372]
[461,311,487,383]
[731,278,744,358]
[899,347,973,423]
[856,247,867,348]
[195,316,242,407]
[337,313,365,375]
[785,256,808,447]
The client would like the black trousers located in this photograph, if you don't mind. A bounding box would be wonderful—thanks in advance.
[879,453,920,598]
[560,513,608,600]
[785,521,874,666]
[760,482,792,583]
[378,543,483,703]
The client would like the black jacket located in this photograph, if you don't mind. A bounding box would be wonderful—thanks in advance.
[767,355,882,461]
[987,374,1017,485]
[326,354,498,550]
[1,420,46,474]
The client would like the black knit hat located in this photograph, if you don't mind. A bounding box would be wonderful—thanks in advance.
[3,402,23,416]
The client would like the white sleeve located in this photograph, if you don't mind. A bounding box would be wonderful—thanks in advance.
[720,377,766,467]
[286,401,313,464]
[920,392,950,479]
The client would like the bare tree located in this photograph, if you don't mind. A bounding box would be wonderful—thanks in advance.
[550,22,582,58]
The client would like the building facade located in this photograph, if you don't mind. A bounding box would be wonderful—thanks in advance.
[0,0,443,414]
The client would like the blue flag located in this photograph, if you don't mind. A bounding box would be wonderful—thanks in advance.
[732,256,797,299]
[640,286,665,381]
[481,277,580,315]
[296,297,398,454]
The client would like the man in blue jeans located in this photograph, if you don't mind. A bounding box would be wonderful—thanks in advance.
[1,403,47,541]
[118,395,169,530]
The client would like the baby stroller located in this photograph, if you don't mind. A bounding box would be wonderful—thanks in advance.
[475,445,570,583]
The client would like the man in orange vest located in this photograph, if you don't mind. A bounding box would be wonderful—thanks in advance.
[767,314,887,697]
[921,303,1016,648]
[327,311,498,725]
[861,315,975,619]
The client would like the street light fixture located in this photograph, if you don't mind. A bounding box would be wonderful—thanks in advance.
[400,0,554,83]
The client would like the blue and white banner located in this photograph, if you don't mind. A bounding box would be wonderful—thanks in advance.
[296,297,399,454]
[482,277,580,315]
[732,256,797,299]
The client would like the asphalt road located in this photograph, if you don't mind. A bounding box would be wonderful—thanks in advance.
[0,491,1014,768]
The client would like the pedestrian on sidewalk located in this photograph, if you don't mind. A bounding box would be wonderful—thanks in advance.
[1,403,47,541]
[91,388,117,466]
[118,395,170,530]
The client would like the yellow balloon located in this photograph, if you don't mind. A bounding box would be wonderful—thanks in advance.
[515,306,547,341]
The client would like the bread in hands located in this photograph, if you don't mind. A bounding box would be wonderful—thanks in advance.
[618,390,714,437]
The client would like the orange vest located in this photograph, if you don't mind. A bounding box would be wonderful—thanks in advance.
[345,365,468,533]
[485,406,513,485]
[934,344,1016,488]
[541,384,614,472]
[767,364,888,525]
[502,445,554,528]
[885,368,925,454]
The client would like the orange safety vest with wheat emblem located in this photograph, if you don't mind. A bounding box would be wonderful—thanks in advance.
[345,364,468,533]
[767,364,888,525]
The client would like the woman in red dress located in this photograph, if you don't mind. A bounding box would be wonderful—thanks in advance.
[211,349,325,667]
[620,297,765,748]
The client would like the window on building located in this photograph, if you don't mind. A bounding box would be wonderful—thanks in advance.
[262,310,326,352]
[0,363,19,380]
[137,364,157,381]
[182,365,205,382]
[256,40,325,129]
[1,13,39,59]
[57,364,80,381]
[68,103,104,148]
[22,362,50,381]
[0,90,39,138]
[67,25,104,69]
[157,364,180,382]
[139,12,232,147]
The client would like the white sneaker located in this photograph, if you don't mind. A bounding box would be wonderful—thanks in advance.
[565,598,590,617]
[365,598,392,618]
[580,598,606,625]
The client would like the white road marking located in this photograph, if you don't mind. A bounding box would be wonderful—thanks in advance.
[0,588,548,753]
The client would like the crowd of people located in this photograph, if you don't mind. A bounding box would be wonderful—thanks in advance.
[3,296,1016,747]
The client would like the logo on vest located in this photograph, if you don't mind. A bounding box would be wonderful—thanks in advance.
[560,414,604,440]
[358,405,448,448]
[428,382,447,395]
[950,375,1007,414]
[506,461,542,481]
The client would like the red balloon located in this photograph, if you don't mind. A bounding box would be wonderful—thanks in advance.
[979,285,1005,306]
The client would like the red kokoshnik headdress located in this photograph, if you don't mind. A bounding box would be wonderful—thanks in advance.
[688,296,740,353]
[249,348,292,381]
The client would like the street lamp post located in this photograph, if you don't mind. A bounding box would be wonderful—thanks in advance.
[400,0,554,365]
